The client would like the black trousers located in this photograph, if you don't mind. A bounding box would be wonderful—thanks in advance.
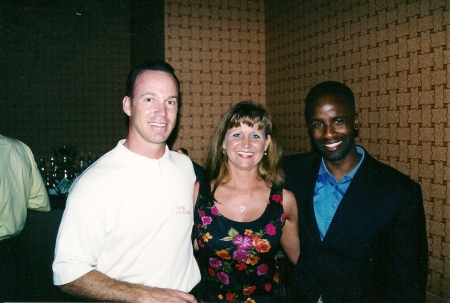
[0,235,28,302]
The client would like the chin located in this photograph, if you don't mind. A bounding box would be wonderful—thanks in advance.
[324,154,346,161]
[318,148,347,161]
[147,136,169,145]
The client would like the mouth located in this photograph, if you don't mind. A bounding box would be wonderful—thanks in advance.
[324,140,342,151]
[149,122,168,128]
[237,151,254,158]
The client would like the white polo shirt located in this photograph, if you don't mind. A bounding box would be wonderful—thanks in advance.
[53,140,200,292]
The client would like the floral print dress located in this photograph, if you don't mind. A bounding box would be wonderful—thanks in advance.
[194,181,286,303]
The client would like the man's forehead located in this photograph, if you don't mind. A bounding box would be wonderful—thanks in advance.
[134,71,178,92]
[135,70,175,82]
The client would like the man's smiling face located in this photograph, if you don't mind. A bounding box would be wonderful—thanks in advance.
[123,70,179,148]
[308,95,359,163]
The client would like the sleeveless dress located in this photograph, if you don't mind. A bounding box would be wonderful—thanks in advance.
[194,181,286,303]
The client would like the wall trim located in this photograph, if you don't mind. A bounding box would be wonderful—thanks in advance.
[427,292,447,303]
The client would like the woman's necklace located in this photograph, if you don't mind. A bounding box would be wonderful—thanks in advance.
[234,187,251,212]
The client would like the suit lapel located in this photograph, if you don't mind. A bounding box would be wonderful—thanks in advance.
[321,154,374,243]
[303,156,323,242]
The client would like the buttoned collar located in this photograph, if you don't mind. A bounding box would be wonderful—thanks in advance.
[318,146,365,184]
[117,139,175,166]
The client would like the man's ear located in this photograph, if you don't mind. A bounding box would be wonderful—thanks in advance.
[353,114,360,137]
[123,96,132,116]
[353,114,360,130]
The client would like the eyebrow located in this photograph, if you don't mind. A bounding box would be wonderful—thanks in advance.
[138,92,156,98]
[311,115,348,120]
[137,93,178,100]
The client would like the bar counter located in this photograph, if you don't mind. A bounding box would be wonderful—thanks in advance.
[18,195,82,302]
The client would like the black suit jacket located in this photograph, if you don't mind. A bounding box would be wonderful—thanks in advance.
[283,149,428,303]
[192,160,205,182]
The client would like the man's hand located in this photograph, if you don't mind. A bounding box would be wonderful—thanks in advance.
[137,286,196,303]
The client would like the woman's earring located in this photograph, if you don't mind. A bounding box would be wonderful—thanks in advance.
[223,149,227,155]
[264,150,267,156]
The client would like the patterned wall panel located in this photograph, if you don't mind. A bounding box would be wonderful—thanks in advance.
[266,0,449,300]
[165,0,266,165]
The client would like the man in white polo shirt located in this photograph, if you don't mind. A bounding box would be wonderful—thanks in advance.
[53,61,200,302]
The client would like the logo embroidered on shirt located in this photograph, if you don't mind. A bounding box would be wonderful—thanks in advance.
[174,205,191,215]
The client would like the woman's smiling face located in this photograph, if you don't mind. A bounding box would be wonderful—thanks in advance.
[222,122,271,172]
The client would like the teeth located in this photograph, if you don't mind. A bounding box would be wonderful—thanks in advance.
[149,122,166,127]
[237,152,253,156]
[326,141,341,148]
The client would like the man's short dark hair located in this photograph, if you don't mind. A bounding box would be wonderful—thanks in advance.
[125,61,180,99]
[304,81,355,123]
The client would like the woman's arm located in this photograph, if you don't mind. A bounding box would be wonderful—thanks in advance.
[280,189,300,265]
[193,181,200,251]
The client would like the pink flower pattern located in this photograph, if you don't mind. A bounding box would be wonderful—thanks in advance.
[256,263,269,276]
[232,234,253,250]
[271,193,283,204]
[265,223,276,236]
[211,204,220,216]
[217,272,230,285]
[195,185,286,301]
[201,216,212,225]
[209,257,222,269]
[233,249,250,262]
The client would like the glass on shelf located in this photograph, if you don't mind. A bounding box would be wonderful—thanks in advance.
[52,146,80,195]
[38,158,46,179]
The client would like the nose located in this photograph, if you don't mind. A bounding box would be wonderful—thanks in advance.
[154,101,167,116]
[242,136,250,148]
[323,124,336,138]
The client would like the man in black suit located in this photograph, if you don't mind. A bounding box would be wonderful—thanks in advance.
[284,81,428,303]
[177,147,205,182]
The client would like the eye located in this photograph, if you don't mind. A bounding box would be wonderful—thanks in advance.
[145,97,154,103]
[232,133,242,138]
[167,99,177,106]
[311,122,323,128]
[334,118,345,125]
[251,133,261,139]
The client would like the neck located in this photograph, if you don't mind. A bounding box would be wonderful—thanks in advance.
[324,148,361,182]
[228,166,259,188]
[229,174,259,213]
[123,138,166,159]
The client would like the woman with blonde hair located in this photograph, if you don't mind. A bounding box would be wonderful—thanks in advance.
[193,100,299,302]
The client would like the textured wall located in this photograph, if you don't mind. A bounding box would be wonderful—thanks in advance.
[266,0,449,300]
[165,0,266,164]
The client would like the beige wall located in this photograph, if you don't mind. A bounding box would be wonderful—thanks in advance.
[267,0,449,300]
[165,0,266,164]
[166,0,449,300]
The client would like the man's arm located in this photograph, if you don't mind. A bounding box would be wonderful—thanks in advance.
[24,143,50,211]
[59,270,197,303]
[389,181,428,302]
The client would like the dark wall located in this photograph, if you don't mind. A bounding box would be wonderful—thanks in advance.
[1,0,165,164]
[1,2,165,301]
[130,0,165,68]
[1,1,130,160]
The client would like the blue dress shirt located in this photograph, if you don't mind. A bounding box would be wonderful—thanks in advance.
[314,146,365,240]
